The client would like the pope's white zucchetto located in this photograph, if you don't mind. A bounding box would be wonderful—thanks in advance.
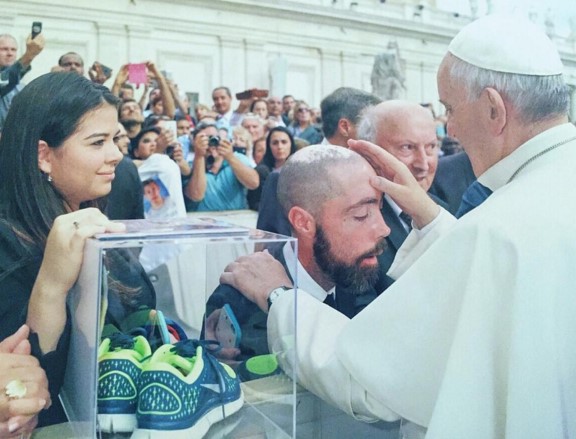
[448,14,564,76]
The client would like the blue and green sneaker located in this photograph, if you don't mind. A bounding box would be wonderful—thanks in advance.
[131,340,244,438]
[97,332,152,433]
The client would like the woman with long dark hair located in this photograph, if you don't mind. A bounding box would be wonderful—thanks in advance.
[0,72,155,428]
[247,126,297,211]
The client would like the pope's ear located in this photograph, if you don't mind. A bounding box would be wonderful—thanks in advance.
[37,140,52,175]
[483,87,507,135]
[288,206,315,237]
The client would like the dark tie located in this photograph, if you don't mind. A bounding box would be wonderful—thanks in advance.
[398,211,412,231]
[455,180,493,218]
[324,293,336,308]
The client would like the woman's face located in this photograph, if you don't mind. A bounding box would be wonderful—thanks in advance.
[295,104,310,125]
[253,101,268,120]
[269,131,292,166]
[41,104,123,210]
[134,132,158,160]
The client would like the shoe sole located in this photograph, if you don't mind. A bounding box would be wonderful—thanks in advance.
[98,413,137,433]
[130,393,244,439]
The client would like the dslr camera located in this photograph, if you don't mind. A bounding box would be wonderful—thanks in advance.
[208,135,220,148]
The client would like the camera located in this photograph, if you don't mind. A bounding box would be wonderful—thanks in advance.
[208,135,220,148]
[233,146,247,155]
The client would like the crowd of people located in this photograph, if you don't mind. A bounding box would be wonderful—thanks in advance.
[0,12,574,439]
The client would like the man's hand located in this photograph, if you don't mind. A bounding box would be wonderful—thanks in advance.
[19,34,45,68]
[220,251,293,312]
[88,62,111,85]
[348,139,440,229]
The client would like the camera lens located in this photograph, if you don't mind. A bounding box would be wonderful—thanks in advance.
[208,135,220,147]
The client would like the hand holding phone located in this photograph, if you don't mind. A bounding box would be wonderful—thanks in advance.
[31,22,42,39]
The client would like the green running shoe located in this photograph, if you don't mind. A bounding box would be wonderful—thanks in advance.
[131,340,244,438]
[97,332,152,434]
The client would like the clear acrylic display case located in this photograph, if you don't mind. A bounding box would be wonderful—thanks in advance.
[59,217,298,438]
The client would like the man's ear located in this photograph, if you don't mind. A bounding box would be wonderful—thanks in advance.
[483,87,507,135]
[337,118,352,138]
[37,140,52,175]
[288,206,316,237]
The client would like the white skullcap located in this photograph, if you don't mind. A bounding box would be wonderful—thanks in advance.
[448,14,564,75]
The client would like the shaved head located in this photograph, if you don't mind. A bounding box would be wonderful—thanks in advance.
[278,144,372,217]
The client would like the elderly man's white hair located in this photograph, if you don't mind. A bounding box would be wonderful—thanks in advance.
[277,144,366,218]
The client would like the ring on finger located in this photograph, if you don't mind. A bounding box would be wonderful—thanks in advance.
[5,379,27,399]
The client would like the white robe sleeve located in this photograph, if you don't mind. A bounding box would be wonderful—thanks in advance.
[267,291,402,423]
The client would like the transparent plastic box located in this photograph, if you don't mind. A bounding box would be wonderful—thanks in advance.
[59,217,298,438]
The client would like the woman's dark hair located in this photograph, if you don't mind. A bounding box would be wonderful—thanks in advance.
[262,126,296,170]
[0,72,120,246]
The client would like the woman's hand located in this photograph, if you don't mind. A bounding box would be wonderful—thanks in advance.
[38,208,126,294]
[28,208,126,353]
[0,326,50,438]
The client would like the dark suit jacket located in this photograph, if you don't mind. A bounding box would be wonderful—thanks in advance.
[206,244,377,359]
[429,152,476,215]
[375,193,449,293]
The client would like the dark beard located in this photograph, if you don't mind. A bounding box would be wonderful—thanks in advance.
[313,226,387,295]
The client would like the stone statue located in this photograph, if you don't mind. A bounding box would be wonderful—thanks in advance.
[371,41,406,101]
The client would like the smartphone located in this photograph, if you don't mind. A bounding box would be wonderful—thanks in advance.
[100,63,113,79]
[128,63,147,86]
[31,22,42,39]
[216,304,242,349]
[233,146,247,155]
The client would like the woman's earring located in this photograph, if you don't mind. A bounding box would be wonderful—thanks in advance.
[47,173,52,182]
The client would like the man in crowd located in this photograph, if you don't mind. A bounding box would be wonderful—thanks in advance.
[207,144,389,358]
[119,99,145,139]
[257,87,381,235]
[184,121,259,211]
[357,100,443,292]
[212,86,243,128]
[221,15,576,439]
[281,94,295,125]
[267,95,285,127]
[0,32,44,132]
[57,51,84,75]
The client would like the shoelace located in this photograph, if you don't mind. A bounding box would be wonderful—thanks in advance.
[171,340,230,417]
[107,332,139,351]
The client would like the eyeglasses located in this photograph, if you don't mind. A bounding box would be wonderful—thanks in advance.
[297,108,310,113]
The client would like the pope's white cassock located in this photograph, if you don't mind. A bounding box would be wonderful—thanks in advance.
[267,122,576,438]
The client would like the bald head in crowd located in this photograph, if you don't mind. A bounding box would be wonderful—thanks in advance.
[358,100,438,191]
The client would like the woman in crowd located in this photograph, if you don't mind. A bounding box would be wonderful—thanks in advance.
[0,72,156,427]
[249,98,269,121]
[287,100,322,145]
[247,127,296,211]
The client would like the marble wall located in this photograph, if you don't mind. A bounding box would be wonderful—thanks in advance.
[1,0,575,117]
